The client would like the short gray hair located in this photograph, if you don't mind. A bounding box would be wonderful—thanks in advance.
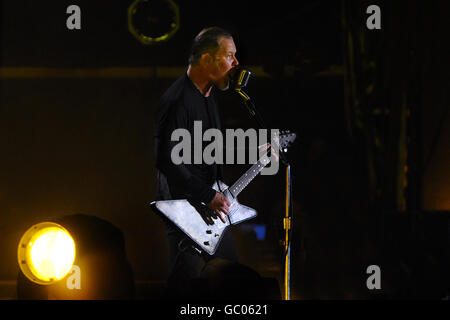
[188,27,232,65]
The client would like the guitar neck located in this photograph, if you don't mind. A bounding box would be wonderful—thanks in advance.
[228,155,271,198]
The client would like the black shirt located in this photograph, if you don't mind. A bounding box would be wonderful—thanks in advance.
[154,73,223,204]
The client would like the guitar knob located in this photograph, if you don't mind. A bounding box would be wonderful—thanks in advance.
[206,230,212,234]
[204,241,210,246]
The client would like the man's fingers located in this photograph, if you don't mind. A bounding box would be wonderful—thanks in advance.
[271,145,280,161]
[221,201,229,214]
[216,210,226,223]
[258,143,271,157]
[221,205,229,215]
[258,143,270,151]
[220,194,231,209]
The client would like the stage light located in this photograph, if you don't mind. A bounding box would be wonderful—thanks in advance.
[17,222,76,285]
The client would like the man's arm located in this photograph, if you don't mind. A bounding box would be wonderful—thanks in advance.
[156,102,216,203]
[156,101,230,220]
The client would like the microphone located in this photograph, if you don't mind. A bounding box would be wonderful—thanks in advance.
[230,67,251,90]
[230,67,254,114]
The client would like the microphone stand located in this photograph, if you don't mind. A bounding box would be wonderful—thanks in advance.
[235,87,293,301]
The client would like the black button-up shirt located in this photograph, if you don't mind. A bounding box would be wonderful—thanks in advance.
[154,73,223,204]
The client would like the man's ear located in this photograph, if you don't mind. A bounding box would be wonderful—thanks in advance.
[200,52,213,67]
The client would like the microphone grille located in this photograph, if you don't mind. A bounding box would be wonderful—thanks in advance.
[235,68,251,89]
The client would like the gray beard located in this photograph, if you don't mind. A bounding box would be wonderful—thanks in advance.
[218,80,230,91]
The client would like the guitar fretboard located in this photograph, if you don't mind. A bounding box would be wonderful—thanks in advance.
[229,155,271,198]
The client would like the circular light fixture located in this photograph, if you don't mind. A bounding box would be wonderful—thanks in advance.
[128,0,180,45]
[18,222,76,285]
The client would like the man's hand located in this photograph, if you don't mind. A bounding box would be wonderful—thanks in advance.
[258,141,279,162]
[207,192,231,223]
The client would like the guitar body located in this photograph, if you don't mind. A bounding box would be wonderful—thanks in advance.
[151,131,296,255]
[150,180,257,255]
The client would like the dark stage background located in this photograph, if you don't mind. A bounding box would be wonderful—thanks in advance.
[0,0,449,299]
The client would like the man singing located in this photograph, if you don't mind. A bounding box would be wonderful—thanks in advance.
[154,27,240,297]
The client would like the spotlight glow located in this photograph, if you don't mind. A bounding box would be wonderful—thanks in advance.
[18,222,76,285]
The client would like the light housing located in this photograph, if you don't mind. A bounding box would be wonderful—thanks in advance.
[17,222,76,285]
[128,0,180,45]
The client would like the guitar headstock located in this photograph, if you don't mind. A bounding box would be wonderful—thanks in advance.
[279,130,297,152]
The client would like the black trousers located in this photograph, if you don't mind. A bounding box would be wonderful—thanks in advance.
[165,221,239,297]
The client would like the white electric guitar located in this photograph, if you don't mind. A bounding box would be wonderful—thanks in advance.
[151,132,296,255]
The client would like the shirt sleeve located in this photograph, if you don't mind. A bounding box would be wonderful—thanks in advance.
[156,102,216,204]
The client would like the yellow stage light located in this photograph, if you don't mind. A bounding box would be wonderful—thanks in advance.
[18,222,76,285]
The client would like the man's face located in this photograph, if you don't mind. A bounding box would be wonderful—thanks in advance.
[208,37,239,90]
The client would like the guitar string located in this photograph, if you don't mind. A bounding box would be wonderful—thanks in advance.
[226,156,270,220]
[231,155,270,196]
